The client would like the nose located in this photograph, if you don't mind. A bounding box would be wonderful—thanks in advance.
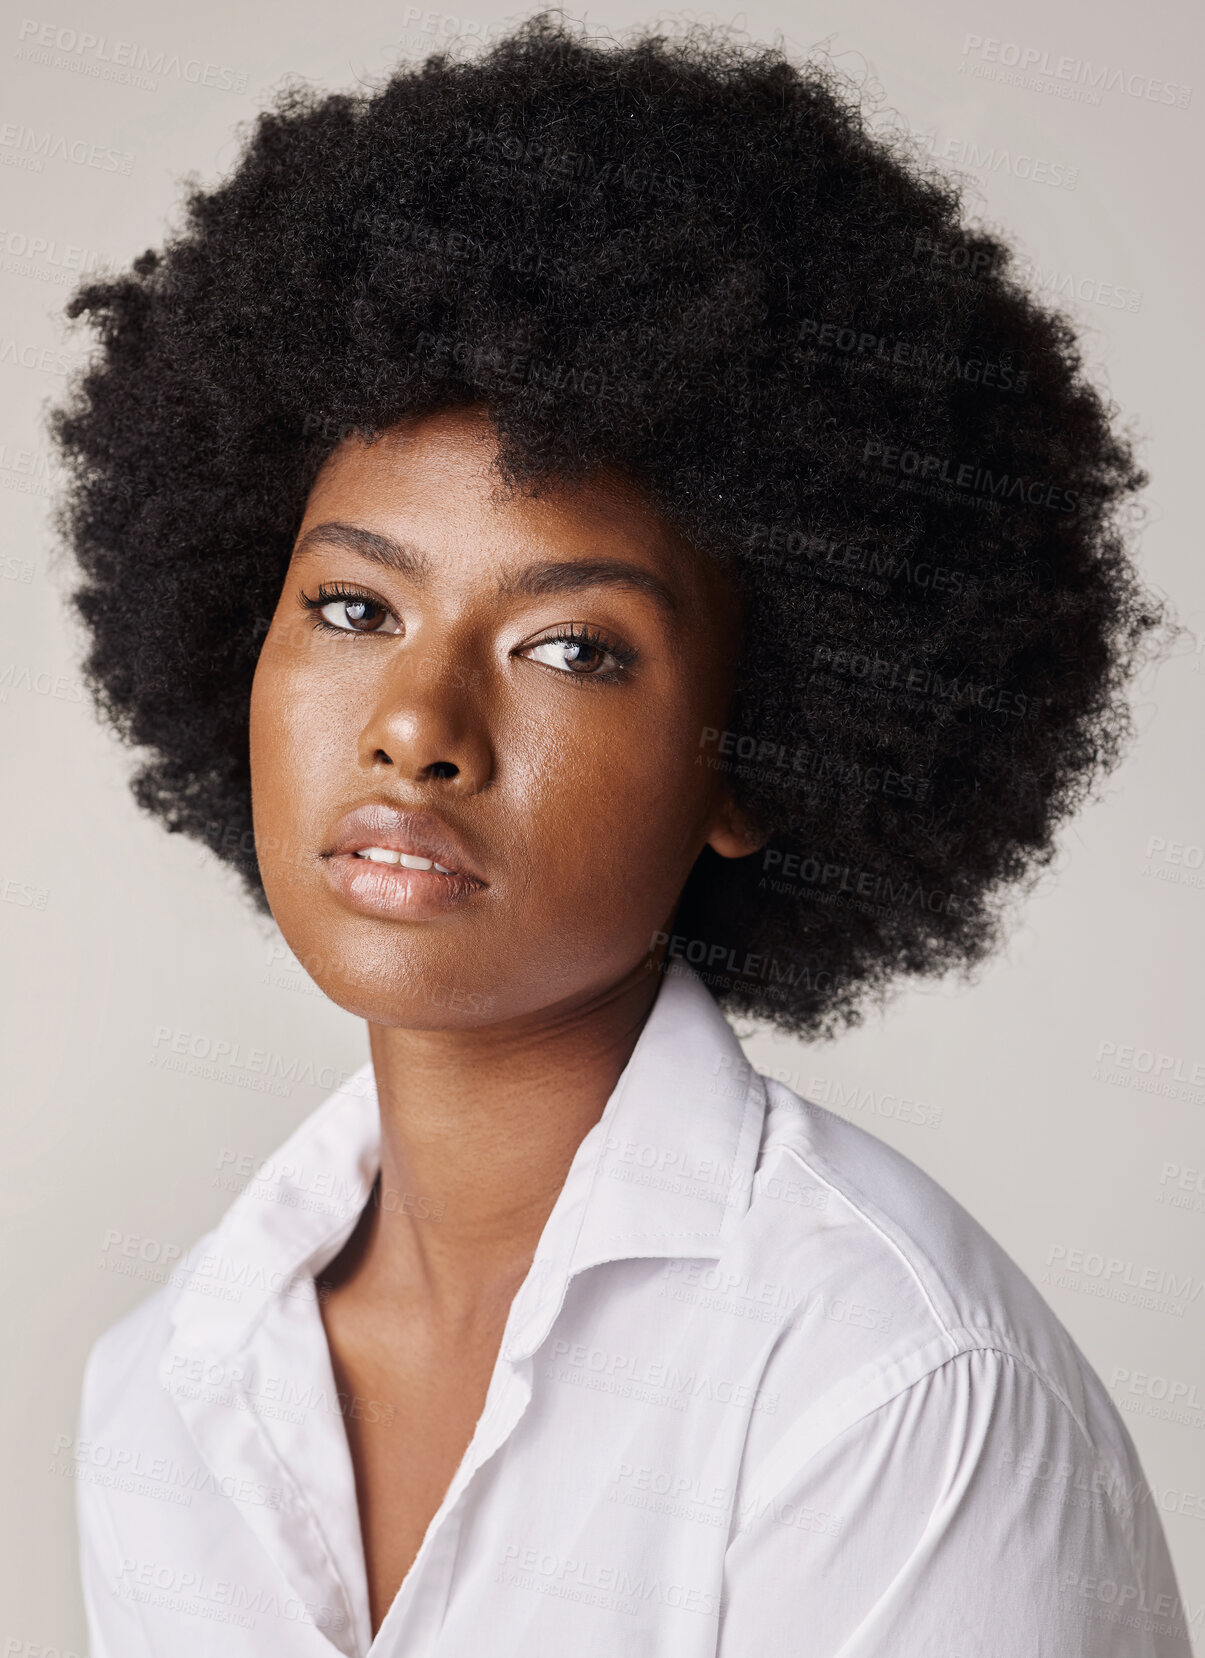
[359,658,494,794]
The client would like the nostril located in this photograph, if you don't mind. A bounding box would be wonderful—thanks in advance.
[423,760,460,781]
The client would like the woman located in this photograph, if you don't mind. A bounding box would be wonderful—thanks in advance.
[54,14,1189,1656]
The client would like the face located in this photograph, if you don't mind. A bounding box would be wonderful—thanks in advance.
[249,405,761,1030]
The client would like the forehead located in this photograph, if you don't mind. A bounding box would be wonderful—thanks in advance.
[297,408,709,589]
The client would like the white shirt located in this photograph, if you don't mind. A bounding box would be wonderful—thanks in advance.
[75,963,1193,1657]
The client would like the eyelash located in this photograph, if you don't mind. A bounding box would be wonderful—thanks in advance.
[296,586,638,680]
[534,621,638,684]
[298,582,397,636]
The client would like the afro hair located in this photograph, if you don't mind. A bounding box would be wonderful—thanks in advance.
[50,11,1163,1037]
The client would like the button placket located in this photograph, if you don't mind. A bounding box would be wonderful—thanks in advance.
[370,1360,535,1655]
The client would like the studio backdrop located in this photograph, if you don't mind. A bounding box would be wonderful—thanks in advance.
[1,0,1201,1650]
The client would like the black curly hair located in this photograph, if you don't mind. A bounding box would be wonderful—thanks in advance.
[50,10,1163,1038]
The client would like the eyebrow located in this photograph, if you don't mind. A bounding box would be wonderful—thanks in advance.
[294,520,679,615]
[293,521,427,578]
[496,559,679,615]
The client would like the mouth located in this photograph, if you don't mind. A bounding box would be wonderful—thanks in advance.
[320,804,488,920]
[351,846,460,875]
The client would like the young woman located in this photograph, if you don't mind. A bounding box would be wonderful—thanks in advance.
[54,14,1189,1657]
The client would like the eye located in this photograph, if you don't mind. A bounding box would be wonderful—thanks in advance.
[299,584,403,635]
[520,624,636,679]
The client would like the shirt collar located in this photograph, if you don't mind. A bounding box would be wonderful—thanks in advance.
[165,960,766,1364]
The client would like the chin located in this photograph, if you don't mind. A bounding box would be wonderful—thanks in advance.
[322,977,505,1028]
[264,925,506,1027]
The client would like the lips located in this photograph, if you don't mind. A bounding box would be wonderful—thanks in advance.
[323,803,487,884]
[320,802,488,921]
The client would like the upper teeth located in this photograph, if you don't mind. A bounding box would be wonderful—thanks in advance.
[355,847,453,874]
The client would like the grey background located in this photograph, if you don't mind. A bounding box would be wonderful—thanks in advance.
[1,0,1201,1649]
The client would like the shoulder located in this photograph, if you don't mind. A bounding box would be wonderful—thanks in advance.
[79,1059,379,1439]
[78,1228,221,1441]
[741,1073,1139,1483]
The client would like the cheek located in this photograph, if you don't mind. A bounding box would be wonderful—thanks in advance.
[249,654,294,826]
[249,649,342,874]
[505,698,707,903]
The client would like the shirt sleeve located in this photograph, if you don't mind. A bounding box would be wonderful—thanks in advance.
[717,1347,1194,1658]
[75,1347,157,1658]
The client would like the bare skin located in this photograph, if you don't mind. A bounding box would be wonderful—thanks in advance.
[248,405,762,1633]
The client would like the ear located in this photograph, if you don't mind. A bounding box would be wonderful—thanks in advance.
[704,793,768,861]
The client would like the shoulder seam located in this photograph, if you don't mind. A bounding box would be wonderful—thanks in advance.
[794,1345,1141,1533]
[762,1119,1141,1545]
[772,1138,959,1358]
[936,1346,1143,1553]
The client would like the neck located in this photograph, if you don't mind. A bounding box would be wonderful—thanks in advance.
[356,957,663,1325]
